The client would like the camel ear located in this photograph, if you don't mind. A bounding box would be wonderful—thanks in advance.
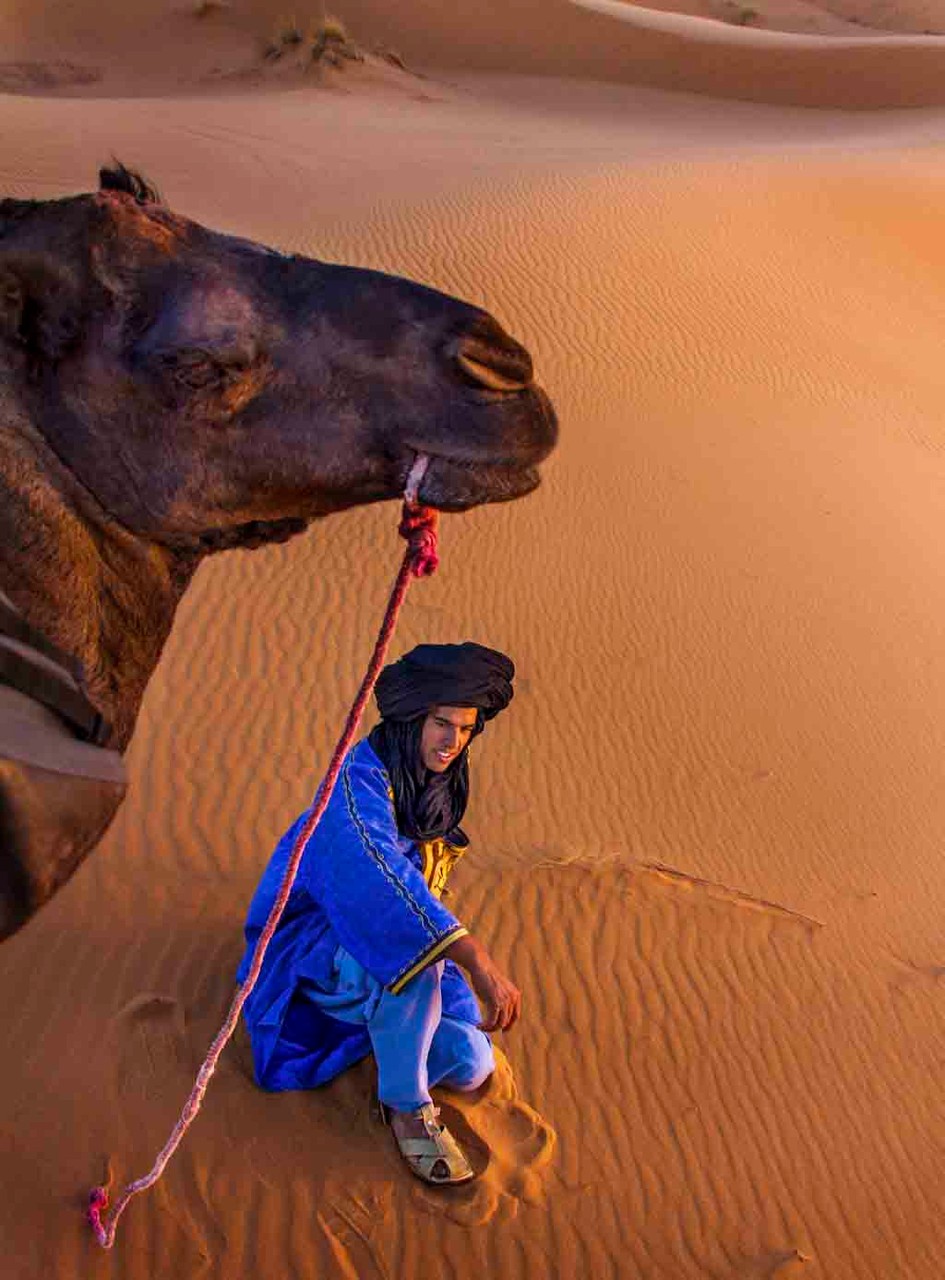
[0,254,82,362]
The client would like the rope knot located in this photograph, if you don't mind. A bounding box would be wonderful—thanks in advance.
[87,1187,109,1245]
[399,503,439,578]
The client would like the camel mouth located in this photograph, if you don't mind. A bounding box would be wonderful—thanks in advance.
[402,383,556,511]
[405,450,541,512]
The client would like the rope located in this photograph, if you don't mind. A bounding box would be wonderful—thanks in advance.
[88,456,439,1249]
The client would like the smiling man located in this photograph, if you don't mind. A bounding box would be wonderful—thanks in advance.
[237,642,520,1186]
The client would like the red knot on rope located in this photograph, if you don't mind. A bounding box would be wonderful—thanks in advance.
[87,454,438,1249]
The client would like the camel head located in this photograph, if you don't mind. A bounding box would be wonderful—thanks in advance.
[0,166,558,556]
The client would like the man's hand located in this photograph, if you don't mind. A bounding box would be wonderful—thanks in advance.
[445,933,521,1033]
[470,956,522,1033]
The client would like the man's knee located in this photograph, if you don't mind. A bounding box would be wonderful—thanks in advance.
[440,1025,494,1092]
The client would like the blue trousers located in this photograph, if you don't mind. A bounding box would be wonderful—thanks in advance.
[309,948,494,1112]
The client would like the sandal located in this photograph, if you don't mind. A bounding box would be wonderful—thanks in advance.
[382,1102,475,1186]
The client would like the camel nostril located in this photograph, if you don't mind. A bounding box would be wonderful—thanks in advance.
[448,317,534,393]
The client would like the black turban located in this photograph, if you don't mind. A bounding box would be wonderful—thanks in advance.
[375,642,514,722]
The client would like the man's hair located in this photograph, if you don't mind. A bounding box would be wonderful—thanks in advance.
[368,713,483,844]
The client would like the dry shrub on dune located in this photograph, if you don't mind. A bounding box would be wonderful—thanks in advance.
[263,14,305,59]
[310,15,364,66]
[262,13,362,67]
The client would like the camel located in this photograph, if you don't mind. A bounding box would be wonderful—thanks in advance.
[0,165,557,941]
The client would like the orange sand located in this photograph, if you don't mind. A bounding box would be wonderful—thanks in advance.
[2,1,945,1277]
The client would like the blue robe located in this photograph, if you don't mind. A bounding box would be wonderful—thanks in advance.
[237,737,479,1092]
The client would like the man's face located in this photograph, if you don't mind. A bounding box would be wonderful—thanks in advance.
[419,705,479,773]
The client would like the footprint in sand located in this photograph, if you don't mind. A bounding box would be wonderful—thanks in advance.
[737,1247,810,1278]
[408,1048,556,1226]
[112,992,194,1103]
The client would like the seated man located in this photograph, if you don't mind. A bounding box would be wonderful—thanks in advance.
[237,641,521,1186]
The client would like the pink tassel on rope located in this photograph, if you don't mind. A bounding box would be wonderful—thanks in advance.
[88,455,438,1248]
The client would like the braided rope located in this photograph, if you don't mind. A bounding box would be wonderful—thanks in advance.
[88,457,438,1249]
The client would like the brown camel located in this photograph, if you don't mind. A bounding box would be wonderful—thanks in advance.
[0,165,557,941]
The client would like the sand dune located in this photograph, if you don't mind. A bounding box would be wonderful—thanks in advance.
[3,2,945,1277]
[4,0,945,104]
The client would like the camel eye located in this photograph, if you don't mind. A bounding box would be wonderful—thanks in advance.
[144,340,270,419]
[161,349,225,390]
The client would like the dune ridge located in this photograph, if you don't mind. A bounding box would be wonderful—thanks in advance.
[5,0,945,104]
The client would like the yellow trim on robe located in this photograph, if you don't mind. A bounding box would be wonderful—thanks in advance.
[388,925,468,995]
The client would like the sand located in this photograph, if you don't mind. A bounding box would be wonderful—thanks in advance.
[2,0,945,1276]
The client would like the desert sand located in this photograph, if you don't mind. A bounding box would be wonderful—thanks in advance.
[3,0,945,1276]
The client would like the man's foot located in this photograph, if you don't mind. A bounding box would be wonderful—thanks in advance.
[385,1103,475,1186]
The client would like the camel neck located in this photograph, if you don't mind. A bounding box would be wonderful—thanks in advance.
[0,415,196,750]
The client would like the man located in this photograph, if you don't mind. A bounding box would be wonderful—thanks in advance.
[237,641,521,1186]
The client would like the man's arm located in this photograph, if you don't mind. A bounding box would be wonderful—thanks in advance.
[308,751,468,992]
[445,933,521,1033]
